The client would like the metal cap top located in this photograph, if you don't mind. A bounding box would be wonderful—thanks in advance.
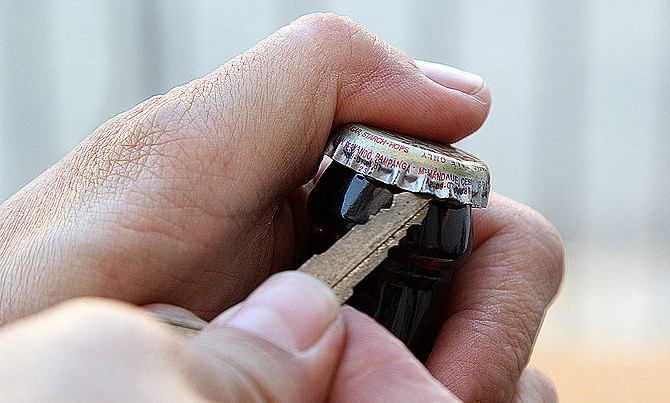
[324,123,490,207]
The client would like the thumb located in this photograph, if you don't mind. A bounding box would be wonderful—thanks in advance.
[189,271,344,402]
[191,271,465,403]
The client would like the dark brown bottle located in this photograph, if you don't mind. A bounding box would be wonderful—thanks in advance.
[305,123,490,362]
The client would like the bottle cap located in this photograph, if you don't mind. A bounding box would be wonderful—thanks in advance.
[324,123,490,207]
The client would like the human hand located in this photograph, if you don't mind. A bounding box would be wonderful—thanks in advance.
[0,13,563,402]
[0,273,556,402]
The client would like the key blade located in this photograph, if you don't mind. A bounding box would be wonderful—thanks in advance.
[298,192,431,303]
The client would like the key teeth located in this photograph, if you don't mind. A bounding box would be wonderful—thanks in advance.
[309,192,428,258]
[366,192,430,221]
[299,191,431,303]
[327,194,431,302]
[335,192,429,252]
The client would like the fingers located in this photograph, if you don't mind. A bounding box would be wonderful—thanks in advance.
[329,307,461,402]
[0,274,346,402]
[189,271,345,402]
[427,193,565,403]
[152,274,470,402]
[0,289,559,402]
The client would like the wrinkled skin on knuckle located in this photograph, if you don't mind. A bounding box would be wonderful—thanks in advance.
[90,93,221,192]
[292,12,364,44]
[289,13,416,107]
[70,67,237,204]
[62,81,242,230]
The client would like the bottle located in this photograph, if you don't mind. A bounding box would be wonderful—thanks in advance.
[305,123,490,362]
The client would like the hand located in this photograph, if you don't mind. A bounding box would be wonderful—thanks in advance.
[0,13,563,402]
[0,274,556,402]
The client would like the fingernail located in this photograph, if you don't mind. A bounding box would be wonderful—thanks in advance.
[218,272,339,352]
[415,60,484,95]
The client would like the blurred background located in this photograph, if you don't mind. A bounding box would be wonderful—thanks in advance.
[1,1,668,400]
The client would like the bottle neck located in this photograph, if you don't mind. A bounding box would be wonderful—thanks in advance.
[305,162,472,268]
[392,199,472,270]
[305,161,474,363]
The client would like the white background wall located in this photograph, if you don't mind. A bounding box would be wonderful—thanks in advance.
[1,1,669,400]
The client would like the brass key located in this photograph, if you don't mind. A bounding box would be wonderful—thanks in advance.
[298,191,430,303]
[154,192,431,336]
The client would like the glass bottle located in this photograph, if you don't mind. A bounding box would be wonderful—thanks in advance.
[305,123,490,362]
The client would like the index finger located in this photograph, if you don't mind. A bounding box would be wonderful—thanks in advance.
[427,193,565,403]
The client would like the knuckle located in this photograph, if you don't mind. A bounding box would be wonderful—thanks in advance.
[122,97,194,160]
[291,12,389,65]
[291,13,415,100]
[293,12,363,41]
[70,97,166,187]
[75,90,212,189]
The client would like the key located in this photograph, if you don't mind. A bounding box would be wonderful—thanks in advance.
[153,192,431,337]
[298,191,430,303]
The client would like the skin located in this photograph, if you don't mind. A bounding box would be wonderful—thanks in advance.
[0,13,563,402]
